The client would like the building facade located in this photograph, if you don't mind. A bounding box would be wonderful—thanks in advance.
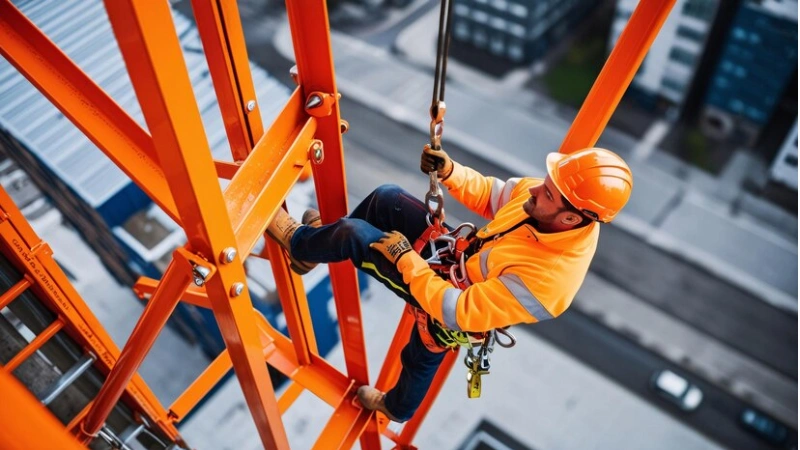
[452,0,597,63]
[769,117,798,190]
[701,0,798,145]
[608,0,720,112]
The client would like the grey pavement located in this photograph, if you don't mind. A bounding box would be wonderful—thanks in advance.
[181,275,723,450]
[275,14,798,313]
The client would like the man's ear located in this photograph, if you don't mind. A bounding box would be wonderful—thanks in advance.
[561,213,582,226]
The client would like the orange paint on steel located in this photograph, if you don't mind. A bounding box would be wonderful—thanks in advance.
[278,382,306,415]
[282,1,379,444]
[559,0,676,154]
[0,186,180,442]
[2,318,64,373]
[169,350,233,422]
[214,160,242,180]
[0,370,86,450]
[265,238,319,365]
[80,256,194,441]
[223,90,317,256]
[313,384,374,450]
[134,276,213,309]
[191,0,264,161]
[66,401,94,434]
[0,276,31,310]
[100,0,288,446]
[0,0,180,223]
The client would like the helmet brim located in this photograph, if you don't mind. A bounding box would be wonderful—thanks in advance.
[545,152,568,199]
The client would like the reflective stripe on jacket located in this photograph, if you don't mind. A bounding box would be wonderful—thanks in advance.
[396,161,599,332]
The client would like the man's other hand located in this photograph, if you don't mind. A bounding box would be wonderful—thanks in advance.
[370,231,413,265]
[420,144,454,180]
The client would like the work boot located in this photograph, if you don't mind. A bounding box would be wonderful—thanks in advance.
[266,208,317,275]
[302,208,322,228]
[356,385,404,423]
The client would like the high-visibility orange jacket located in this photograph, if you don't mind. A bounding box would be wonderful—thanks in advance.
[396,161,599,332]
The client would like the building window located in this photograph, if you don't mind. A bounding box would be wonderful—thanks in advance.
[472,10,489,24]
[668,47,697,66]
[454,21,470,39]
[490,34,505,55]
[508,3,528,18]
[676,25,705,42]
[474,29,488,48]
[662,77,686,91]
[490,0,508,11]
[509,23,525,38]
[508,42,524,61]
[682,0,716,21]
[454,4,470,16]
[489,17,506,31]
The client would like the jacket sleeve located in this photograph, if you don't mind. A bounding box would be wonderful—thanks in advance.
[396,251,554,332]
[443,161,524,220]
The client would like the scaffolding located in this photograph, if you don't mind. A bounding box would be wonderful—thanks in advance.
[0,0,675,448]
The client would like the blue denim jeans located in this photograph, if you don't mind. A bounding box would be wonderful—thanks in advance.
[290,184,448,421]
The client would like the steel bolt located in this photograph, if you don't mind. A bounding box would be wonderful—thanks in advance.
[246,100,256,112]
[230,282,245,297]
[220,247,237,264]
[305,94,322,109]
[193,265,211,286]
[310,140,324,164]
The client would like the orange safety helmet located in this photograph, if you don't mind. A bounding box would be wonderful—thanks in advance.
[545,148,632,223]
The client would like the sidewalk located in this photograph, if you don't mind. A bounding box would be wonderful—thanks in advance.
[275,19,798,313]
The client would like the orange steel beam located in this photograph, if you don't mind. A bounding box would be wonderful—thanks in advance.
[99,1,288,447]
[0,370,86,450]
[80,254,195,441]
[285,2,376,445]
[0,275,31,310]
[134,277,211,309]
[2,318,64,373]
[224,89,317,256]
[0,0,180,223]
[0,187,181,443]
[312,382,373,450]
[169,350,233,422]
[278,381,306,414]
[559,0,676,154]
[190,0,264,161]
[282,0,379,438]
[264,238,319,365]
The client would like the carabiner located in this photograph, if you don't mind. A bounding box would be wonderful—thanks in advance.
[425,170,445,224]
[494,328,517,348]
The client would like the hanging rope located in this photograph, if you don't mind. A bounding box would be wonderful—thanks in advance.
[429,0,454,152]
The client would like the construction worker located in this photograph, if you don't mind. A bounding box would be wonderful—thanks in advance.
[267,145,632,423]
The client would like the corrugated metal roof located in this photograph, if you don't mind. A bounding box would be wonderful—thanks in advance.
[0,0,291,207]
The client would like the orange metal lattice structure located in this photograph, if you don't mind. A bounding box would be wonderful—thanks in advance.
[0,0,675,448]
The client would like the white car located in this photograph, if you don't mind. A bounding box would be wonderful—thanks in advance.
[650,369,704,411]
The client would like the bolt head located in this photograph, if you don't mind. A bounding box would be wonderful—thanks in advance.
[231,282,245,297]
[193,276,204,287]
[246,100,256,111]
[221,247,237,264]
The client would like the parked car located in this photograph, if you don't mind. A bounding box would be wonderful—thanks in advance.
[739,408,789,446]
[650,369,703,411]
